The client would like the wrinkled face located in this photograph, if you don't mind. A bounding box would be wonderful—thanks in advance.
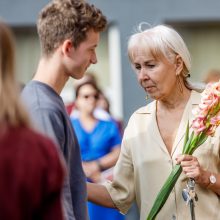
[67,29,100,79]
[76,84,99,114]
[132,50,178,101]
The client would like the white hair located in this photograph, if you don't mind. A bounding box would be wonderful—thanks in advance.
[128,24,202,92]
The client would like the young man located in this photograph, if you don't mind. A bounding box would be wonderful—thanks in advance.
[22,0,107,220]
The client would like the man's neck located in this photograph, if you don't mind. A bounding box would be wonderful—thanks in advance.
[33,56,68,95]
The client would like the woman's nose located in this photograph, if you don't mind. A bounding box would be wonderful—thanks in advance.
[138,68,149,80]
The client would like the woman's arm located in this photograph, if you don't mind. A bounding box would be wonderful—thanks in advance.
[83,147,120,182]
[96,146,121,170]
[87,182,116,208]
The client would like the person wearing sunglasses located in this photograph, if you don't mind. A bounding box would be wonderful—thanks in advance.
[71,81,124,220]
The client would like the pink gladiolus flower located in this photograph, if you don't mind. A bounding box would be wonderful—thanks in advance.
[147,81,220,220]
[147,80,220,220]
[206,126,216,136]
[192,119,206,134]
[192,81,220,134]
[210,116,220,125]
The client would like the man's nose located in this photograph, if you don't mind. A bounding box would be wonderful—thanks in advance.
[91,53,97,64]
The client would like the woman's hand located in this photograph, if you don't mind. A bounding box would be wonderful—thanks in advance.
[82,161,101,183]
[175,154,210,187]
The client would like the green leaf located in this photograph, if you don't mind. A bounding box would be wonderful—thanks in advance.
[146,165,182,220]
[185,134,198,154]
[196,132,208,147]
[182,131,194,154]
[182,121,189,152]
[188,135,208,155]
[196,135,208,147]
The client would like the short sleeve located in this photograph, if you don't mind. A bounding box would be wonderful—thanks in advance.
[103,133,135,214]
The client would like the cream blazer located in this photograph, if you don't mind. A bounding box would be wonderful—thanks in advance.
[105,90,220,220]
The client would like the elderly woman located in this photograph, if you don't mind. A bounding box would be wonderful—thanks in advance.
[87,24,220,220]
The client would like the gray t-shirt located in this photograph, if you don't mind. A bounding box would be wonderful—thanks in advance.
[21,80,88,220]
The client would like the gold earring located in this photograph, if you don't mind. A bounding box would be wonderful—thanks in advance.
[177,75,183,93]
[145,94,149,101]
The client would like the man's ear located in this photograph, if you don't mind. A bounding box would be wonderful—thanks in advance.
[61,39,73,57]
[175,55,183,75]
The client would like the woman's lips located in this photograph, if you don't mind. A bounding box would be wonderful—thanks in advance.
[145,86,155,92]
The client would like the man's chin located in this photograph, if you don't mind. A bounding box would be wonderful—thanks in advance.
[73,72,85,80]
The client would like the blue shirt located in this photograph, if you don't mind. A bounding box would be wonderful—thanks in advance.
[71,118,122,161]
[71,117,124,220]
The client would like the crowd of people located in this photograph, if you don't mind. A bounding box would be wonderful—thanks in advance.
[0,0,220,220]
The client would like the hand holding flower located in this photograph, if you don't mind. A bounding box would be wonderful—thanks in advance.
[176,154,210,187]
[147,81,220,220]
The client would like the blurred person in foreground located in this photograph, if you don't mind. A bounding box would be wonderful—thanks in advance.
[71,81,124,220]
[0,21,64,220]
[21,0,107,219]
[203,69,220,84]
[87,24,220,220]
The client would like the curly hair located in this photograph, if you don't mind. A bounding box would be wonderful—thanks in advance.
[37,0,107,56]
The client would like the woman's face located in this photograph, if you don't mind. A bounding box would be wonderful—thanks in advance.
[76,84,99,114]
[132,50,179,101]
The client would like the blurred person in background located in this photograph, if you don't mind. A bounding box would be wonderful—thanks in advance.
[70,73,112,121]
[203,69,220,84]
[96,90,110,113]
[66,72,97,115]
[0,20,64,220]
[96,90,124,135]
[71,81,124,220]
[21,0,107,220]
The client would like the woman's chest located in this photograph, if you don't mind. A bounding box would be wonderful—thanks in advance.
[157,112,183,154]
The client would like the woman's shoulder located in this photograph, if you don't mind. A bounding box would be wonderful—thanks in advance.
[9,126,59,155]
[133,100,156,116]
[124,101,156,129]
[191,90,203,104]
[70,116,80,123]
[0,125,64,217]
[0,126,62,172]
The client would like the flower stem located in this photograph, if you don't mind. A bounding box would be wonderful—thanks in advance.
[146,164,182,220]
